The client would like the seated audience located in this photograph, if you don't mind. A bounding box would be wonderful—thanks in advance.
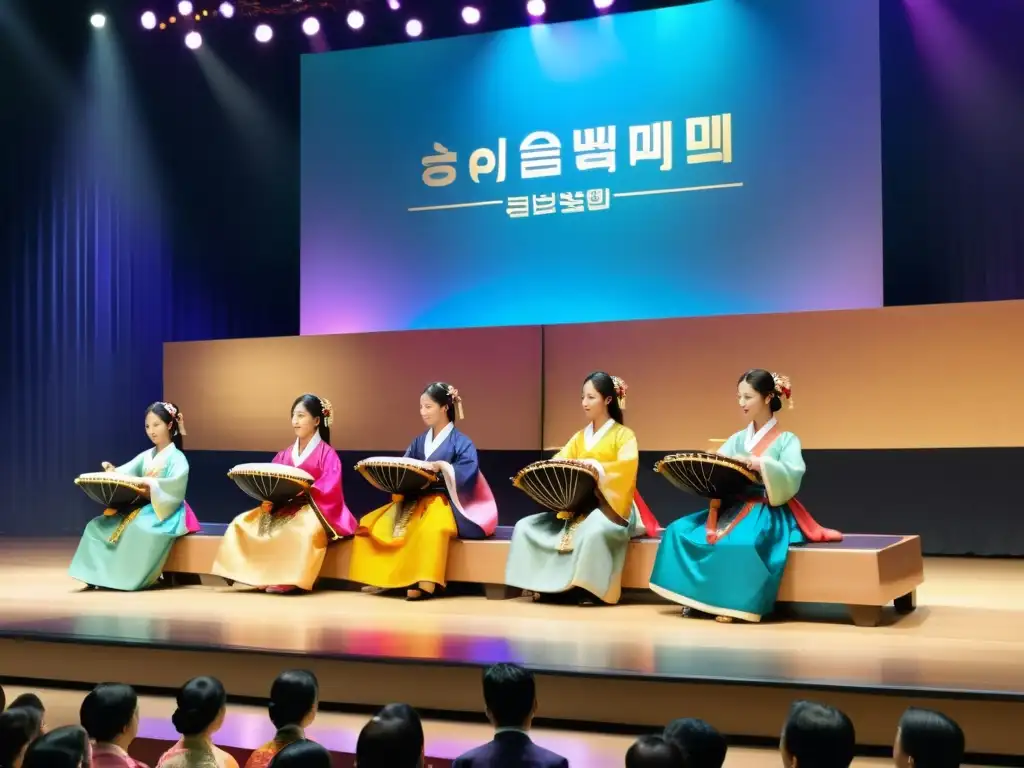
[0,684,5,712]
[894,708,964,768]
[245,671,319,768]
[7,698,44,735]
[625,735,685,767]
[267,742,331,768]
[355,703,423,768]
[22,725,91,768]
[780,701,855,768]
[80,683,147,768]
[157,677,237,768]
[664,718,727,768]
[453,663,568,768]
[0,707,44,768]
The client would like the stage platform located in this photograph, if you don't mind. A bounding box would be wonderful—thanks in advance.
[1,541,1022,758]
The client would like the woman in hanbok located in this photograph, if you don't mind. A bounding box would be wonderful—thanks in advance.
[244,670,318,768]
[69,402,199,591]
[649,370,842,622]
[505,372,660,605]
[157,677,237,768]
[212,394,356,594]
[349,382,498,600]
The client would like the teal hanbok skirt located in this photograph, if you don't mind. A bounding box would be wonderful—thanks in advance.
[68,504,191,591]
[649,500,806,621]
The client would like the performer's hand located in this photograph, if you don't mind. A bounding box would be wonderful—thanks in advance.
[139,485,151,498]
[424,462,441,472]
[745,456,764,472]
[102,461,115,473]
[261,500,274,513]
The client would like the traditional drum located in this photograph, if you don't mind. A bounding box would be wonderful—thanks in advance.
[227,463,313,506]
[654,451,759,500]
[512,459,599,519]
[355,457,437,496]
[75,472,148,510]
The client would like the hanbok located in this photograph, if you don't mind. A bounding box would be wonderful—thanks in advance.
[649,419,841,621]
[349,423,498,589]
[243,725,304,768]
[69,443,199,591]
[504,420,659,604]
[212,434,356,591]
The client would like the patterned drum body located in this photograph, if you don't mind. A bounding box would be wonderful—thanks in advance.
[654,451,759,500]
[355,457,437,495]
[75,472,148,510]
[227,463,314,505]
[512,459,599,515]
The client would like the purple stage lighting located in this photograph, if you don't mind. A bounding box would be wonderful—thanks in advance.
[347,10,365,30]
[526,0,546,19]
[178,1,193,16]
[594,0,615,8]
[141,11,157,29]
[185,30,202,49]
[388,0,400,9]
[405,18,423,37]
[462,6,481,25]
[219,2,235,19]
[302,17,320,36]
[254,23,273,43]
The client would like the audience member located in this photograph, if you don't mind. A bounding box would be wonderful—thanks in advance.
[0,684,5,712]
[453,663,568,768]
[780,701,855,768]
[355,703,423,768]
[625,735,685,767]
[80,683,147,768]
[894,708,964,768]
[0,707,44,768]
[22,725,91,768]
[663,718,726,768]
[267,741,331,768]
[245,671,319,768]
[7,699,44,735]
[157,677,237,768]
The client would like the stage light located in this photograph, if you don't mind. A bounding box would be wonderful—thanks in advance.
[90,13,107,28]
[526,0,546,19]
[405,18,423,37]
[185,30,202,49]
[219,2,235,18]
[178,1,193,15]
[141,11,157,29]
[388,0,400,9]
[302,17,320,36]
[594,0,615,8]
[462,6,481,24]
[346,10,365,30]
[254,23,273,43]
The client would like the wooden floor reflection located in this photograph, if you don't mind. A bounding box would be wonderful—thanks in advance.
[2,540,1024,696]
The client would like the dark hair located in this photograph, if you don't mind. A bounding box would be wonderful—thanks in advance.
[0,708,43,768]
[737,369,782,414]
[268,670,318,730]
[146,402,185,450]
[582,371,624,424]
[664,718,727,768]
[355,703,424,768]
[421,382,457,424]
[171,676,226,736]
[292,394,331,445]
[482,664,535,728]
[268,740,332,768]
[22,725,90,768]
[80,683,138,743]
[782,701,855,768]
[625,735,685,767]
[0,683,5,712]
[9,694,43,714]
[897,708,964,768]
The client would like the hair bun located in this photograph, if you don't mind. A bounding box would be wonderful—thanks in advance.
[172,707,203,734]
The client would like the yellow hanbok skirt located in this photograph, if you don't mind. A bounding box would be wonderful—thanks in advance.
[211,504,328,591]
[349,493,458,589]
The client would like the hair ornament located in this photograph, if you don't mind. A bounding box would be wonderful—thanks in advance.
[318,396,334,428]
[446,384,465,420]
[162,402,187,435]
[771,373,794,409]
[611,376,628,410]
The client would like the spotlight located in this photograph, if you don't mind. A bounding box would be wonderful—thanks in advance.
[302,17,320,35]
[90,12,107,28]
[405,18,423,37]
[594,0,615,8]
[178,1,193,15]
[185,30,202,49]
[526,0,546,18]
[388,0,400,9]
[141,10,157,29]
[219,1,235,18]
[254,23,273,43]
[346,10,365,29]
[461,6,481,24]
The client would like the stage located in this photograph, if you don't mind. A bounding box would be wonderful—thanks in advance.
[1,541,1022,758]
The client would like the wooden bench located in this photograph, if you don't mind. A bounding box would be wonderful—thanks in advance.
[164,529,923,627]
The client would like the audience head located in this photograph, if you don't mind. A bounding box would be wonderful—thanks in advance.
[625,735,686,767]
[355,703,424,768]
[22,725,90,768]
[269,670,319,730]
[664,718,727,768]
[268,740,332,768]
[482,663,536,730]
[0,707,43,768]
[7,698,43,733]
[80,684,139,746]
[781,701,855,768]
[171,677,227,737]
[894,708,964,768]
[0,684,5,712]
